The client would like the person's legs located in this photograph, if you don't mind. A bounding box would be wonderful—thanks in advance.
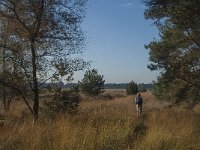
[139,105,142,114]
[136,104,140,116]
[136,104,138,111]
[137,105,142,116]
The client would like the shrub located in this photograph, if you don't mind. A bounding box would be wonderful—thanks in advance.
[44,86,80,114]
[138,85,147,92]
[79,69,105,96]
[126,81,138,95]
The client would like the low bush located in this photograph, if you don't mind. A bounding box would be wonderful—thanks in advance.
[44,87,80,115]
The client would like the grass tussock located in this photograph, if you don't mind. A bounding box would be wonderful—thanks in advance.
[136,109,200,150]
[0,91,200,150]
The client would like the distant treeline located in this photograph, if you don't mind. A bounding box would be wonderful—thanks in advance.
[104,83,153,90]
[42,82,154,91]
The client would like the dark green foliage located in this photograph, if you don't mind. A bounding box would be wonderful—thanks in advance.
[104,83,128,89]
[138,84,147,92]
[79,69,105,96]
[144,0,200,104]
[153,75,200,105]
[126,81,138,95]
[44,86,80,114]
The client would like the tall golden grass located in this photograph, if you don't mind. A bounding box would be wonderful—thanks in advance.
[136,109,200,150]
[0,91,200,150]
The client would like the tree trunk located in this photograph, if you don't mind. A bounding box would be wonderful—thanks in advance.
[30,1,44,122]
[2,40,6,112]
[31,42,39,122]
[2,81,6,111]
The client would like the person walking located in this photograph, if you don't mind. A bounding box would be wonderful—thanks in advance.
[135,93,143,116]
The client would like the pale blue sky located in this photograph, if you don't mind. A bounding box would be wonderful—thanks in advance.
[73,0,159,83]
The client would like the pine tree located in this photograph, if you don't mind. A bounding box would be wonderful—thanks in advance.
[144,0,200,104]
[126,81,138,95]
[79,69,105,96]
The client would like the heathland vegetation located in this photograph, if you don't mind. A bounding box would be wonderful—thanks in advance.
[0,91,200,150]
[0,0,200,149]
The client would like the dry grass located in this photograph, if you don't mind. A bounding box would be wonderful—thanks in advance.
[0,92,138,150]
[136,109,200,150]
[0,91,200,150]
[194,104,200,113]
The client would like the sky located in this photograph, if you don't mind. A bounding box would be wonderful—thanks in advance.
[73,0,160,84]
